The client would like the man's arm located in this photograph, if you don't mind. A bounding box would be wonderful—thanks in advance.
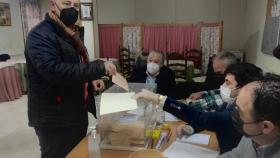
[26,30,106,85]
[189,89,223,111]
[163,97,232,132]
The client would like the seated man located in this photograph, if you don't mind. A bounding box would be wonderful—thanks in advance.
[187,63,252,112]
[133,63,263,153]
[218,74,280,158]
[176,52,238,99]
[129,50,176,97]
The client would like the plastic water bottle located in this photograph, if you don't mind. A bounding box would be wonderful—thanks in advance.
[88,127,101,158]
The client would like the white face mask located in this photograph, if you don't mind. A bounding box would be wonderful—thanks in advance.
[147,62,160,76]
[220,85,236,103]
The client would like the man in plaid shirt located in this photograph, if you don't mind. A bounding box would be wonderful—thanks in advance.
[188,89,224,112]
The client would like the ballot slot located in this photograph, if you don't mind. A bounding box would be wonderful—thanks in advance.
[95,83,161,151]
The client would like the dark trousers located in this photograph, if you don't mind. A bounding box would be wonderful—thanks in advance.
[35,125,87,158]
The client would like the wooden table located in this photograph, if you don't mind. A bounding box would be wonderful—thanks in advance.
[66,121,219,158]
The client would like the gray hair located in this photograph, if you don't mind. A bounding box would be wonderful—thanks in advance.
[149,50,165,65]
[216,52,239,67]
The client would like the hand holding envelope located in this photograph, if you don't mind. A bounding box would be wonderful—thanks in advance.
[104,61,117,76]
[112,73,129,92]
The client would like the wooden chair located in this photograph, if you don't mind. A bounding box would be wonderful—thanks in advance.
[118,47,135,78]
[166,52,187,83]
[135,51,149,68]
[185,48,202,76]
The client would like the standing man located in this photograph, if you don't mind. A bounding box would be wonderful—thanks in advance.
[25,0,116,157]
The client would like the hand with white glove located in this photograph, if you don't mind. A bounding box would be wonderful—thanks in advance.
[176,124,194,139]
[132,89,160,105]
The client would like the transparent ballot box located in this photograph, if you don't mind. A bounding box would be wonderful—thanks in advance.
[95,83,163,151]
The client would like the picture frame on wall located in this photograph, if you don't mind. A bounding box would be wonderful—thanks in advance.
[0,2,11,26]
[80,3,93,21]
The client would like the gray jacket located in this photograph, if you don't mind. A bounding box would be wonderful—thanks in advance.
[218,137,280,158]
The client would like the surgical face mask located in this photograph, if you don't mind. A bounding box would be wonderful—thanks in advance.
[56,3,78,26]
[147,62,160,76]
[220,85,237,103]
[232,108,263,137]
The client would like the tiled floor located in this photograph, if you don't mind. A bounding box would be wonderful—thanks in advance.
[0,95,97,158]
[0,95,40,158]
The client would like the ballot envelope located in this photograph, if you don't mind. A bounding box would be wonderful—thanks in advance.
[95,83,163,151]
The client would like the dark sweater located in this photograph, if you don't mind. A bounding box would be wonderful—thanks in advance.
[163,97,242,154]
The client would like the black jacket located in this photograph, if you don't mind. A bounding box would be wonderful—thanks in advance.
[129,65,176,97]
[25,14,105,127]
[163,98,242,154]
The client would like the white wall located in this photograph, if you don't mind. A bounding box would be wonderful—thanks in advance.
[97,0,135,24]
[80,0,95,60]
[220,0,247,50]
[0,0,25,55]
[245,0,280,74]
[175,0,220,23]
[135,0,175,23]
[40,0,49,16]
[96,0,247,52]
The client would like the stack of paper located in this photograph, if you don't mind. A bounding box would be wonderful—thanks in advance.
[164,141,219,158]
[100,92,137,115]
[179,133,211,145]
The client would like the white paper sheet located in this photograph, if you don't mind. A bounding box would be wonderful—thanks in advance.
[164,141,219,158]
[180,134,210,145]
[112,73,129,92]
[165,112,180,122]
[100,93,137,115]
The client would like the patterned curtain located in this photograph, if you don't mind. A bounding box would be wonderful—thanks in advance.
[19,0,42,43]
[201,26,221,74]
[123,26,142,59]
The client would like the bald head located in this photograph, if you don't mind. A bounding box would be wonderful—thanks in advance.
[236,82,260,120]
[49,0,80,14]
[147,50,165,67]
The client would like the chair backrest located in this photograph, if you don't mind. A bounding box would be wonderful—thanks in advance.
[166,52,187,82]
[185,48,202,69]
[119,47,135,78]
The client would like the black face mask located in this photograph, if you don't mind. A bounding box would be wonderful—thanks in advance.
[56,4,78,26]
[232,108,263,137]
